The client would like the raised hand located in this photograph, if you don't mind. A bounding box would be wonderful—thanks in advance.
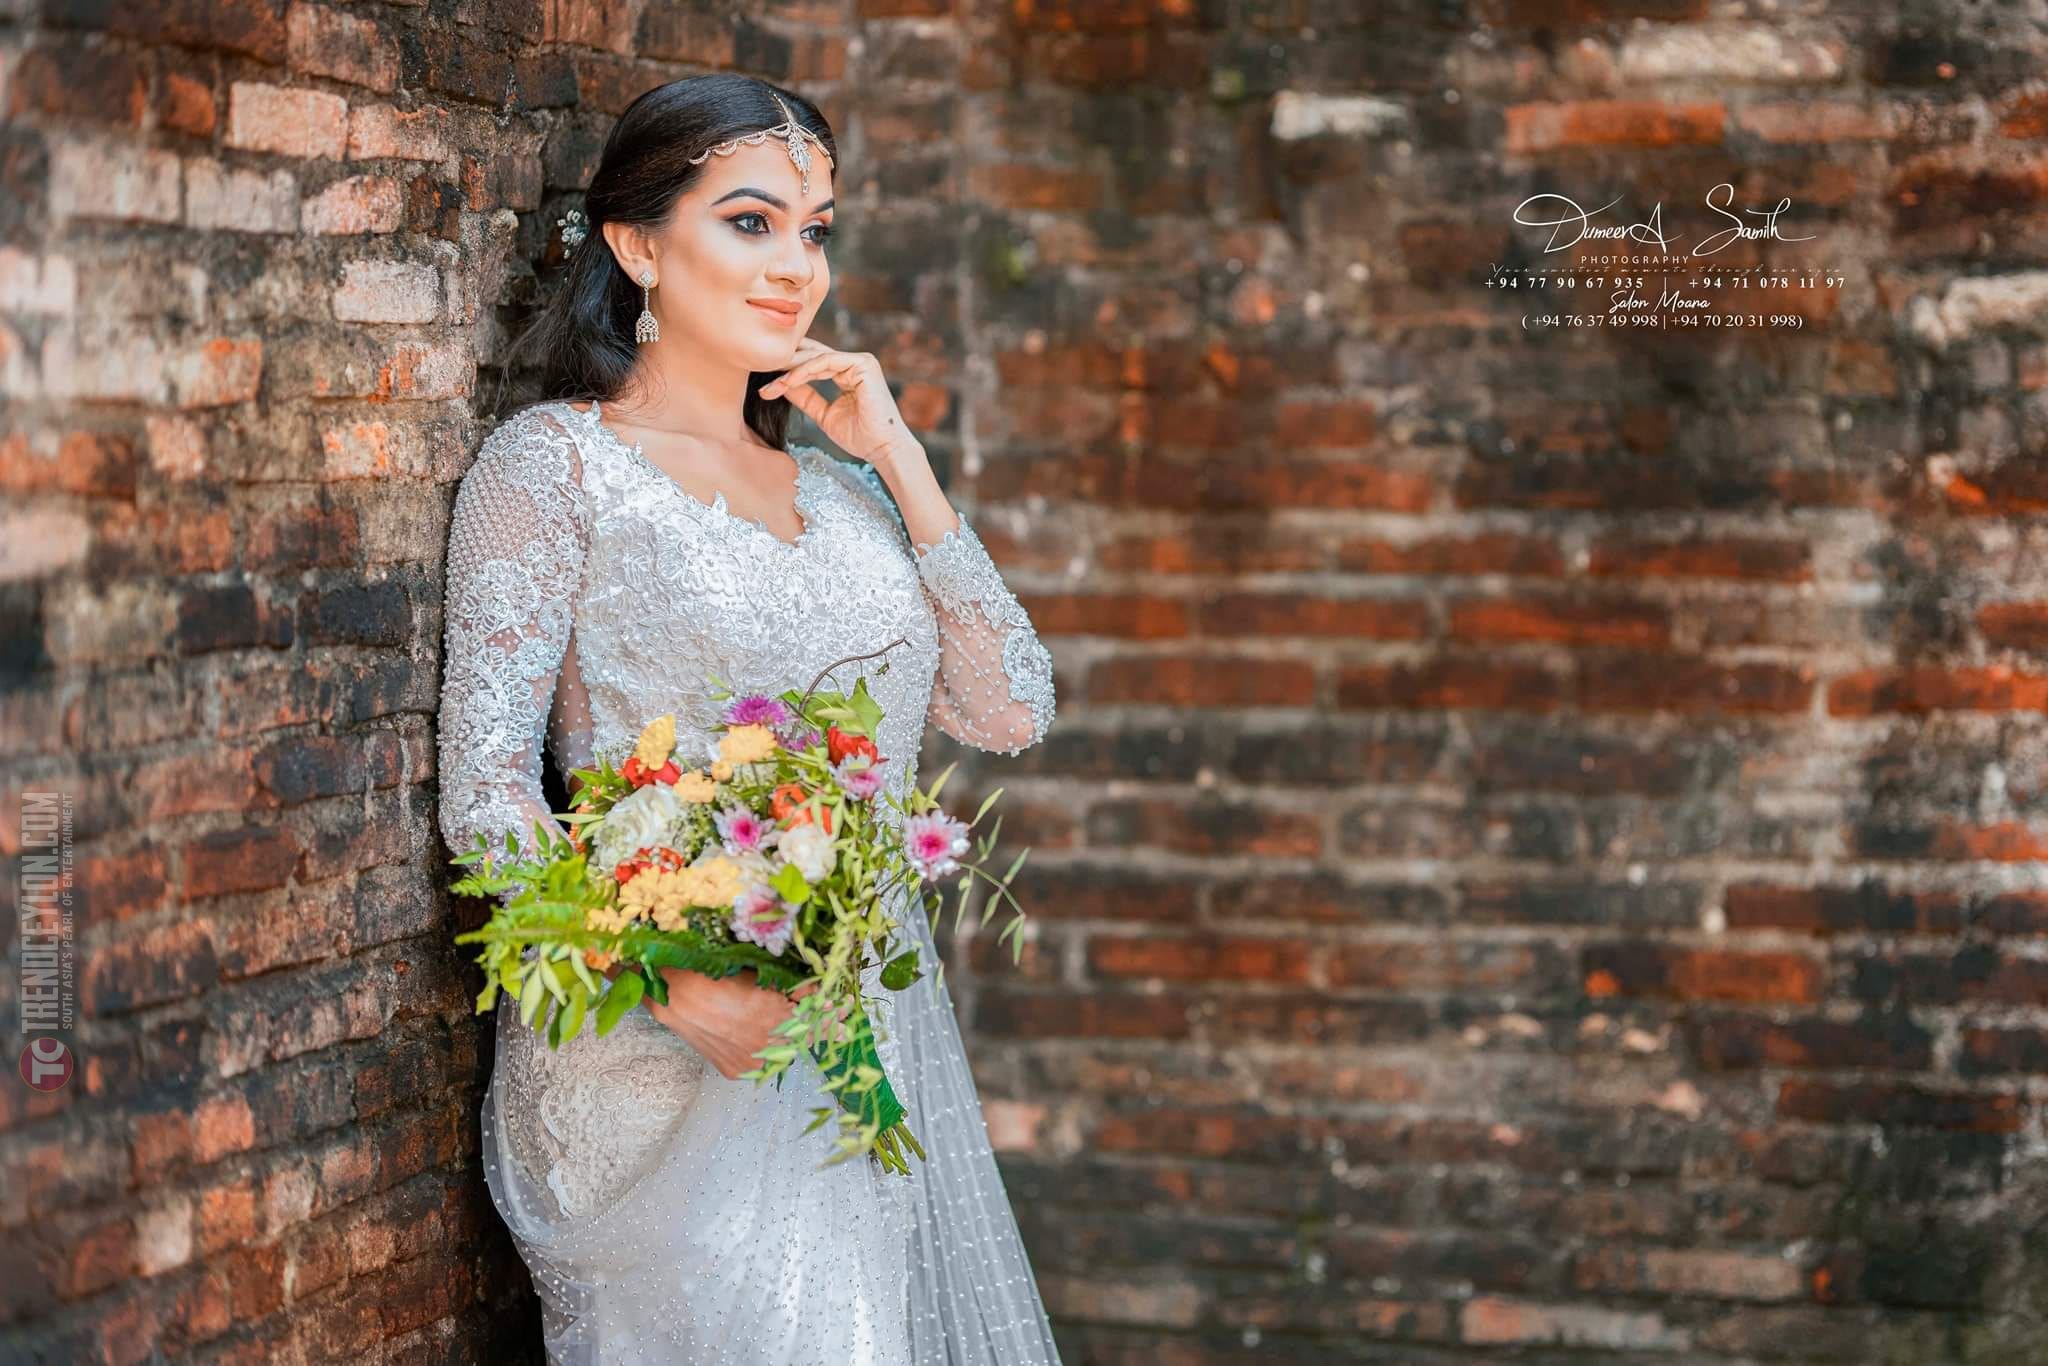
[759,338,922,468]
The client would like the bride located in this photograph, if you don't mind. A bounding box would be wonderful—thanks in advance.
[434,74,1063,1364]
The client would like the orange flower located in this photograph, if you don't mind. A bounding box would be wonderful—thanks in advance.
[826,725,879,767]
[621,754,682,789]
[770,782,835,835]
[613,844,686,886]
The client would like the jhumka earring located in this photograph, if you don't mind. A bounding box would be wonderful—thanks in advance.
[635,269,659,344]
[685,92,836,199]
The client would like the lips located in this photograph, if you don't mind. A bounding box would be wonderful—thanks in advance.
[748,298,801,324]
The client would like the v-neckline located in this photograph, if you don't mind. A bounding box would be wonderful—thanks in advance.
[568,398,818,552]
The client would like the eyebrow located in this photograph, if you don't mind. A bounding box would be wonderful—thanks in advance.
[711,187,835,215]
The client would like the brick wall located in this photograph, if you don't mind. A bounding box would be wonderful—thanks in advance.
[3,0,2046,1362]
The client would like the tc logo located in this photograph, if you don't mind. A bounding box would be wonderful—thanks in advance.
[19,1038,73,1091]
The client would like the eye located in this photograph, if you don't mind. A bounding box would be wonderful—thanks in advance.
[731,211,835,246]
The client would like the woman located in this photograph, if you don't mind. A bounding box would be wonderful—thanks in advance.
[434,74,1062,1364]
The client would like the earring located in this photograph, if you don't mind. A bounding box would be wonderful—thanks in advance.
[635,269,660,344]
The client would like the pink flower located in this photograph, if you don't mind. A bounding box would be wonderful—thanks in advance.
[903,811,970,880]
[713,803,778,855]
[833,753,886,801]
[779,724,823,753]
[723,694,792,728]
[729,884,794,956]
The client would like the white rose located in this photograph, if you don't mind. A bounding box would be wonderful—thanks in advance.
[593,782,685,869]
[720,847,775,888]
[778,822,837,883]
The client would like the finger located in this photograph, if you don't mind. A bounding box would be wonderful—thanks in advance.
[759,366,819,398]
[776,380,829,424]
[763,352,860,395]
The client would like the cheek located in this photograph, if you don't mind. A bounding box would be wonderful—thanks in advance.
[681,228,755,285]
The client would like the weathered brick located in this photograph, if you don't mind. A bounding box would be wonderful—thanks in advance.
[330,258,442,323]
[48,136,181,223]
[287,4,400,93]
[300,174,404,235]
[225,81,348,161]
[183,158,298,233]
[345,103,454,164]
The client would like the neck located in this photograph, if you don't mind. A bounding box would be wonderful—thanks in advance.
[607,343,765,449]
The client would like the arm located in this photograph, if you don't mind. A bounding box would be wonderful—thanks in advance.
[849,453,1056,756]
[435,408,592,895]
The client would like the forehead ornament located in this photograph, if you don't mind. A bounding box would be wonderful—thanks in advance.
[686,92,834,198]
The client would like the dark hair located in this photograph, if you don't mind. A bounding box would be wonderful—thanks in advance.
[499,74,838,451]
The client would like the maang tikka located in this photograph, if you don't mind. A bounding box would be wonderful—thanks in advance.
[685,92,835,198]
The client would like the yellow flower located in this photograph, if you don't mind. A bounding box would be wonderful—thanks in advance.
[634,714,677,769]
[618,867,692,929]
[710,759,734,781]
[673,769,717,803]
[685,854,746,908]
[718,723,779,765]
[585,902,638,934]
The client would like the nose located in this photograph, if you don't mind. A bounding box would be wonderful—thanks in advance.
[766,236,813,292]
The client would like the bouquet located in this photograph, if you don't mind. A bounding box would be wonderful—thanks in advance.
[448,649,1031,1173]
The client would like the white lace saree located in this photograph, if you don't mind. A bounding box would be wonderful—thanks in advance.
[435,399,1062,1364]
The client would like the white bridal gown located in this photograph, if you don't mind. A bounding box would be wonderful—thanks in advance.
[434,398,1063,1365]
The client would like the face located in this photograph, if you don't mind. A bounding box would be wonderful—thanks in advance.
[630,139,835,374]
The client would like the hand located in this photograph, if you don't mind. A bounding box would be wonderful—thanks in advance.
[642,967,812,1080]
[758,339,923,469]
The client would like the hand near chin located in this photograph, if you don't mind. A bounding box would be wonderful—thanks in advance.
[758,338,922,469]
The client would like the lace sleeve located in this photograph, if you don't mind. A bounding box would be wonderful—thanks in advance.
[435,407,592,892]
[844,461,1056,756]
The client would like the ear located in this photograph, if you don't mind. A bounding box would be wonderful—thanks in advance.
[601,220,657,284]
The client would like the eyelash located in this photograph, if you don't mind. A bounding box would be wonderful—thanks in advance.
[732,212,834,246]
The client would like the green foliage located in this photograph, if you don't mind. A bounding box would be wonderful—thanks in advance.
[454,655,1040,1176]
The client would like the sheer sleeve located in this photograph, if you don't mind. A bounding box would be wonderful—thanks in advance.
[435,407,593,891]
[843,461,1056,755]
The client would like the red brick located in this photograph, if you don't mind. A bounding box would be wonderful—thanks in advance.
[1096,526,1326,574]
[6,38,147,125]
[1828,665,2048,714]
[1087,653,1316,706]
[1587,536,1812,582]
[1583,943,1824,1003]
[1505,99,1726,154]
[1088,933,1315,984]
[1087,797,1323,858]
[1960,1028,2048,1076]
[1336,532,1566,576]
[179,825,303,900]
[1578,656,1815,715]
[1196,593,1428,640]
[1337,657,1568,711]
[1978,602,2048,650]
[287,4,399,93]
[1776,1079,2023,1133]
[975,989,1194,1039]
[1451,597,1670,648]
[1023,593,1190,639]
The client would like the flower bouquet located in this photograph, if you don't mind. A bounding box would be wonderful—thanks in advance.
[447,650,1031,1173]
